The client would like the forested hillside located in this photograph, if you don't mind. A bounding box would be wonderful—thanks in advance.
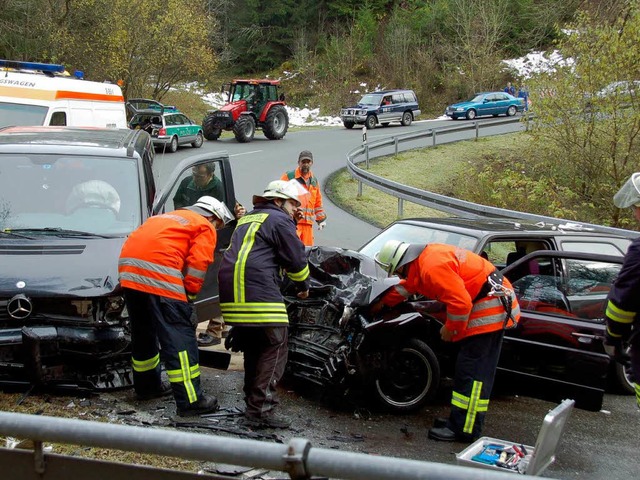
[0,0,628,114]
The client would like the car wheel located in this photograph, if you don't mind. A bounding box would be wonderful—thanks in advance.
[401,111,413,126]
[233,115,256,143]
[372,338,440,413]
[507,105,517,117]
[343,121,355,129]
[191,131,204,148]
[614,347,636,394]
[263,105,289,140]
[365,115,377,130]
[168,136,178,153]
[202,114,222,140]
[466,109,477,120]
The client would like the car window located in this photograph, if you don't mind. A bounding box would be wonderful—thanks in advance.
[167,160,228,211]
[391,94,404,104]
[482,239,551,268]
[496,93,508,101]
[559,241,627,256]
[0,153,141,235]
[358,223,479,258]
[510,254,621,322]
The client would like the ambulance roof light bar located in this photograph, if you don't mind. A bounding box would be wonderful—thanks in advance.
[0,59,66,74]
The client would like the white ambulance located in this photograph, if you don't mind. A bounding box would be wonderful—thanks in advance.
[0,60,127,128]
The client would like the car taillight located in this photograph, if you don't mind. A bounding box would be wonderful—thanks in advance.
[158,127,166,135]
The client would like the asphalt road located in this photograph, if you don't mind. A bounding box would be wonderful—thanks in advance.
[147,117,640,479]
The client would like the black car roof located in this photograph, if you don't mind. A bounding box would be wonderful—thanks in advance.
[397,217,628,238]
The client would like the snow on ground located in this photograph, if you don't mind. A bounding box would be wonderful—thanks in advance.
[503,50,571,79]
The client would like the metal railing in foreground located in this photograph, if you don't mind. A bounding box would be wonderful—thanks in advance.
[346,116,638,239]
[0,411,547,480]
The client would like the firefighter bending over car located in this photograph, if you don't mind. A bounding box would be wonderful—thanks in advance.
[281,150,326,246]
[219,179,310,429]
[118,196,233,416]
[605,172,640,409]
[372,242,521,442]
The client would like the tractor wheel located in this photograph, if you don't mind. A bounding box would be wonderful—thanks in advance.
[233,115,256,143]
[263,105,289,140]
[202,115,222,141]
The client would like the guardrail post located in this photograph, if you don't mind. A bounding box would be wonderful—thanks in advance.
[394,137,399,156]
[475,121,479,140]
[358,180,362,197]
[365,144,370,169]
[432,130,436,147]
[398,198,404,218]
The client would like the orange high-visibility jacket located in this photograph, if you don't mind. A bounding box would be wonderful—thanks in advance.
[282,168,326,226]
[118,209,216,301]
[381,244,520,342]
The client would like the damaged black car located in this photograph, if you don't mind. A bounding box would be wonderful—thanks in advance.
[284,246,626,412]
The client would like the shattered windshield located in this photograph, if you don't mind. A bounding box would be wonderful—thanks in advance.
[0,154,141,235]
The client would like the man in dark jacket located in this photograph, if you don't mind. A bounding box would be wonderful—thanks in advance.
[219,179,310,429]
[605,172,640,409]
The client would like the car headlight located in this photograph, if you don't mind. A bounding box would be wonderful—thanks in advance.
[456,107,464,112]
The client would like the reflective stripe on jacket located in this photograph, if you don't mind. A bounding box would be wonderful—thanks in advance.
[381,243,520,342]
[219,203,309,326]
[282,168,326,226]
[605,237,640,342]
[118,209,216,301]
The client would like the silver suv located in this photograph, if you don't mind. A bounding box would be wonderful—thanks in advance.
[340,89,421,129]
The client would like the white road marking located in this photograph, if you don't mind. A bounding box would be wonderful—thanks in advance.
[230,150,262,157]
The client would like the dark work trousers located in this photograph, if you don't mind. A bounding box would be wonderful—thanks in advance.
[448,328,505,441]
[234,326,288,418]
[630,332,640,408]
[123,288,202,410]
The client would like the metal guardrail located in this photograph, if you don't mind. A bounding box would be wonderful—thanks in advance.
[0,412,550,480]
[346,116,639,239]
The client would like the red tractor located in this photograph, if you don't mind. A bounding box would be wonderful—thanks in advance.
[202,79,289,143]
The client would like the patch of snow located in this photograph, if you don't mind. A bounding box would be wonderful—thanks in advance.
[503,50,573,79]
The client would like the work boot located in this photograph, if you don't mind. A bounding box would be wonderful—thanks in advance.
[177,395,219,417]
[428,426,457,442]
[197,332,221,347]
[432,417,448,429]
[239,412,291,429]
[136,381,172,401]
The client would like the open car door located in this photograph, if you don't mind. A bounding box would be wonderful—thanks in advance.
[500,250,623,411]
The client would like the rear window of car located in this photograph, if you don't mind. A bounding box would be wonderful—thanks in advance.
[560,241,628,256]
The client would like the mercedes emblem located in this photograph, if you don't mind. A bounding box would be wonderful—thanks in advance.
[7,294,33,320]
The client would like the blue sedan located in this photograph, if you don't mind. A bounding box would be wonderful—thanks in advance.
[445,91,525,120]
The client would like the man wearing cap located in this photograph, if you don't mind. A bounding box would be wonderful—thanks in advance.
[219,180,310,429]
[604,172,640,409]
[372,241,520,442]
[281,150,327,246]
[118,196,233,417]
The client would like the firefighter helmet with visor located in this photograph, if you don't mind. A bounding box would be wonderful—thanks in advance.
[375,240,425,276]
[184,196,233,224]
[613,172,640,209]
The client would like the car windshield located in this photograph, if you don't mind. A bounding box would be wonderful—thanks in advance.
[358,222,479,258]
[0,102,48,127]
[0,153,141,236]
[469,94,485,103]
[359,94,384,105]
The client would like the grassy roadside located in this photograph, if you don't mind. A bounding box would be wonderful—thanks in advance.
[325,133,529,228]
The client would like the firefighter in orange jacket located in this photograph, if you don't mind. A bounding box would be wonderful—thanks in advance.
[118,196,233,416]
[373,241,521,442]
[281,150,326,246]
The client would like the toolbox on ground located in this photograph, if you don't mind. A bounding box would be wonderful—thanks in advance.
[455,399,575,476]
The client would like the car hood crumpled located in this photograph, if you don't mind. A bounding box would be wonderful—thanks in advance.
[0,237,125,297]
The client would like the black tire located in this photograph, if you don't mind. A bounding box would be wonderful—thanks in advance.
[263,105,289,140]
[202,115,222,141]
[614,347,636,394]
[466,109,477,120]
[191,131,204,148]
[343,121,355,129]
[365,115,377,129]
[507,105,517,117]
[372,338,440,413]
[168,136,178,153]
[233,115,256,143]
[400,111,413,126]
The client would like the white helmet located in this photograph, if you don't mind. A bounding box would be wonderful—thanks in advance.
[374,240,425,276]
[252,179,307,207]
[66,180,121,214]
[613,172,640,208]
[184,196,233,224]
